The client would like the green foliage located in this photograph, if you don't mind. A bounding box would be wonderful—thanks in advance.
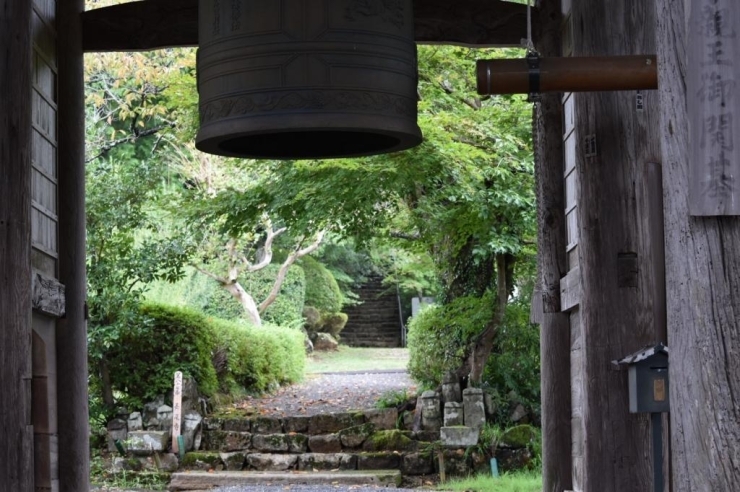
[105,303,218,408]
[375,389,412,410]
[441,471,542,492]
[90,451,169,491]
[322,312,349,339]
[407,293,495,387]
[210,318,305,394]
[300,256,343,313]
[246,264,306,326]
[482,284,541,421]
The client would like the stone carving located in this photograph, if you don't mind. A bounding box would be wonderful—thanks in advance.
[345,0,406,29]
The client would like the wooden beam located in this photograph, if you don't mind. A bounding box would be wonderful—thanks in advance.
[81,0,528,52]
[559,266,581,312]
[0,0,34,490]
[58,0,91,490]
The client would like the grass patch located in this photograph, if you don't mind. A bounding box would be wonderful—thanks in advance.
[307,347,409,373]
[441,471,542,492]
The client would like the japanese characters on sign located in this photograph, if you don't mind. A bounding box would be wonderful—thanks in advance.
[689,0,739,215]
[172,371,183,453]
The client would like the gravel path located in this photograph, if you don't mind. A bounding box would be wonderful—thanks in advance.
[234,370,417,417]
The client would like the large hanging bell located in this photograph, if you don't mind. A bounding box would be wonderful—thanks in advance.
[196,0,422,160]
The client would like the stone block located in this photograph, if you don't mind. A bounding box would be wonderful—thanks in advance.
[202,417,223,431]
[362,430,417,452]
[313,333,339,351]
[444,402,464,427]
[143,396,165,428]
[308,412,364,435]
[402,411,414,431]
[413,430,439,443]
[442,373,462,404]
[219,451,247,471]
[309,434,342,453]
[463,388,486,429]
[440,426,480,448]
[287,433,309,453]
[339,423,375,448]
[247,453,298,471]
[202,431,251,452]
[252,434,290,452]
[402,452,434,475]
[128,430,170,456]
[284,415,310,433]
[157,453,180,472]
[363,408,398,430]
[181,378,201,413]
[107,418,127,453]
[223,418,251,432]
[298,453,357,471]
[127,412,143,432]
[484,391,497,418]
[496,447,533,473]
[181,451,223,471]
[358,452,401,470]
[252,417,283,434]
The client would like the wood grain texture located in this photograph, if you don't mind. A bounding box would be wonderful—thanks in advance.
[32,272,66,318]
[57,0,91,490]
[687,0,740,215]
[80,0,528,52]
[0,0,34,490]
[559,267,581,312]
[534,2,573,490]
[656,0,740,489]
[571,0,662,490]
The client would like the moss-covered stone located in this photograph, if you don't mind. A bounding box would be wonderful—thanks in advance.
[252,433,290,452]
[201,430,252,452]
[362,430,418,452]
[308,412,365,435]
[357,452,401,470]
[181,452,223,471]
[339,423,375,448]
[287,433,309,453]
[499,425,537,448]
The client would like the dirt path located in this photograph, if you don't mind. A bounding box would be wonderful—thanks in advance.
[234,370,417,417]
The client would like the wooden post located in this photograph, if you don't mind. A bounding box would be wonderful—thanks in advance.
[172,372,184,453]
[0,1,34,490]
[57,0,91,490]
[534,2,573,492]
[656,0,740,489]
[687,0,740,215]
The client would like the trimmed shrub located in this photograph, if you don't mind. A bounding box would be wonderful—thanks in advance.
[322,312,349,339]
[241,264,306,326]
[407,293,494,388]
[106,303,219,408]
[300,256,343,313]
[303,306,322,331]
[210,318,305,394]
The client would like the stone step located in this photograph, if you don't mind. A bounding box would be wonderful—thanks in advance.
[168,470,403,490]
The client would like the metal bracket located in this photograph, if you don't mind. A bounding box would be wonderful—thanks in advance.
[527,50,541,103]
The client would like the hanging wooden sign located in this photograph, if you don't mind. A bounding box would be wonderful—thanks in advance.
[171,371,183,453]
[688,1,740,215]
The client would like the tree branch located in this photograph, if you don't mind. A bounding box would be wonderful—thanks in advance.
[246,225,287,273]
[86,122,175,163]
[193,265,228,286]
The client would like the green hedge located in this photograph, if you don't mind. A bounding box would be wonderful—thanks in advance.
[106,303,219,407]
[211,318,305,393]
[105,303,306,408]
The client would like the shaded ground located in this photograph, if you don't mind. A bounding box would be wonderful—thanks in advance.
[235,370,417,417]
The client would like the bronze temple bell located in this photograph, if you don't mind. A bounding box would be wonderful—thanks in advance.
[196,0,423,160]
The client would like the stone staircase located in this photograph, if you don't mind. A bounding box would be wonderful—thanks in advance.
[342,277,403,348]
[169,408,439,490]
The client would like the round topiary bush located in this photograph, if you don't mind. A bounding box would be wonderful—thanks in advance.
[300,256,343,313]
[322,312,349,339]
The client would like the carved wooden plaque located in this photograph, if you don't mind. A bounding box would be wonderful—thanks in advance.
[688,0,740,215]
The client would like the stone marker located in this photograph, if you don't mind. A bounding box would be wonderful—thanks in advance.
[127,412,143,432]
[420,391,442,431]
[107,418,127,453]
[444,402,464,426]
[182,411,203,451]
[442,372,462,404]
[462,388,486,429]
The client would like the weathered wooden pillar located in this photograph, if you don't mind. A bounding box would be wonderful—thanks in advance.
[534,1,573,492]
[656,0,740,490]
[57,0,90,490]
[0,1,34,490]
[567,0,663,490]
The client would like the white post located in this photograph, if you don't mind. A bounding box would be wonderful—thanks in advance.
[171,371,183,453]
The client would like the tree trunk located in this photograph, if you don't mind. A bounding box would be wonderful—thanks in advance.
[534,2,573,490]
[224,282,261,326]
[655,1,740,489]
[99,358,115,409]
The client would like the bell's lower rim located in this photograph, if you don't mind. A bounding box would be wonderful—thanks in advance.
[196,127,423,160]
